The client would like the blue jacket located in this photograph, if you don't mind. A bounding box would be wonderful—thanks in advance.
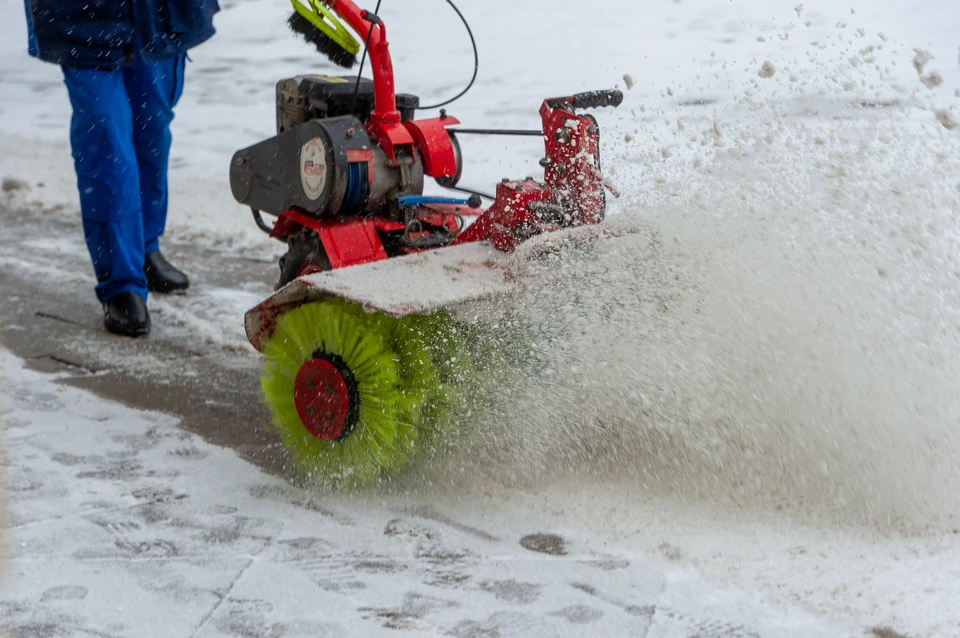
[24,0,219,68]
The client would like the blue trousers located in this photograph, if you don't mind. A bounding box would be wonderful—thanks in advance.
[62,54,186,303]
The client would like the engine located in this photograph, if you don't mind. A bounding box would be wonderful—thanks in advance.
[229,75,426,221]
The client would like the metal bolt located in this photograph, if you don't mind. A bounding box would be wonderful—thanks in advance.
[440,108,447,118]
[324,385,334,395]
[525,176,534,181]
[501,177,510,183]
[325,411,334,421]
[346,127,355,138]
[306,406,315,416]
[539,157,553,168]
[307,379,316,389]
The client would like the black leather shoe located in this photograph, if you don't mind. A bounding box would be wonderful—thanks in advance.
[103,292,151,337]
[144,250,189,293]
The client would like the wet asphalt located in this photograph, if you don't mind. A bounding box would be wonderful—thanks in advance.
[0,201,290,476]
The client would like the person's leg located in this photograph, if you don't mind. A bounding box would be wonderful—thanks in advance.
[123,53,185,257]
[62,65,148,305]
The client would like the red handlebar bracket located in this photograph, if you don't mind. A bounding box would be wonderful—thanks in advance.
[539,96,605,226]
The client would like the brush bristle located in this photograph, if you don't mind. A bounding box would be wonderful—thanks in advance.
[287,12,356,69]
[260,298,500,487]
[261,299,412,487]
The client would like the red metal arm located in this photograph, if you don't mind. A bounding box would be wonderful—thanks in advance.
[327,0,394,117]
[326,0,413,159]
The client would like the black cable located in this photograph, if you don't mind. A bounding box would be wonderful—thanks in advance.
[440,184,495,201]
[447,128,542,137]
[349,0,384,116]
[416,0,478,110]
[349,0,476,113]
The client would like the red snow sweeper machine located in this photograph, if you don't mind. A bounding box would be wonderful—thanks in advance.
[230,0,625,486]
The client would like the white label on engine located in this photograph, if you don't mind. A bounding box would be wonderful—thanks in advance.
[300,137,327,200]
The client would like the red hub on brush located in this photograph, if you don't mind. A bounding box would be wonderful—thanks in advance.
[293,357,354,440]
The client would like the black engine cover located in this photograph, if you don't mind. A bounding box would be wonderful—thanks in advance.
[276,75,419,133]
[230,116,367,217]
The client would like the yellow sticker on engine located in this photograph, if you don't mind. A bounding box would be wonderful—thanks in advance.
[308,75,350,83]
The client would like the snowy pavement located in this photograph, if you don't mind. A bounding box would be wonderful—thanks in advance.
[1,350,852,637]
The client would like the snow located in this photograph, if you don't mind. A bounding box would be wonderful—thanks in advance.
[3,0,960,636]
[1,349,850,637]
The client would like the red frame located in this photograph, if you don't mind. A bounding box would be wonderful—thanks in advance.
[271,209,387,268]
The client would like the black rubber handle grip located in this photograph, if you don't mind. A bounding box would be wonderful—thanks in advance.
[571,90,623,110]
